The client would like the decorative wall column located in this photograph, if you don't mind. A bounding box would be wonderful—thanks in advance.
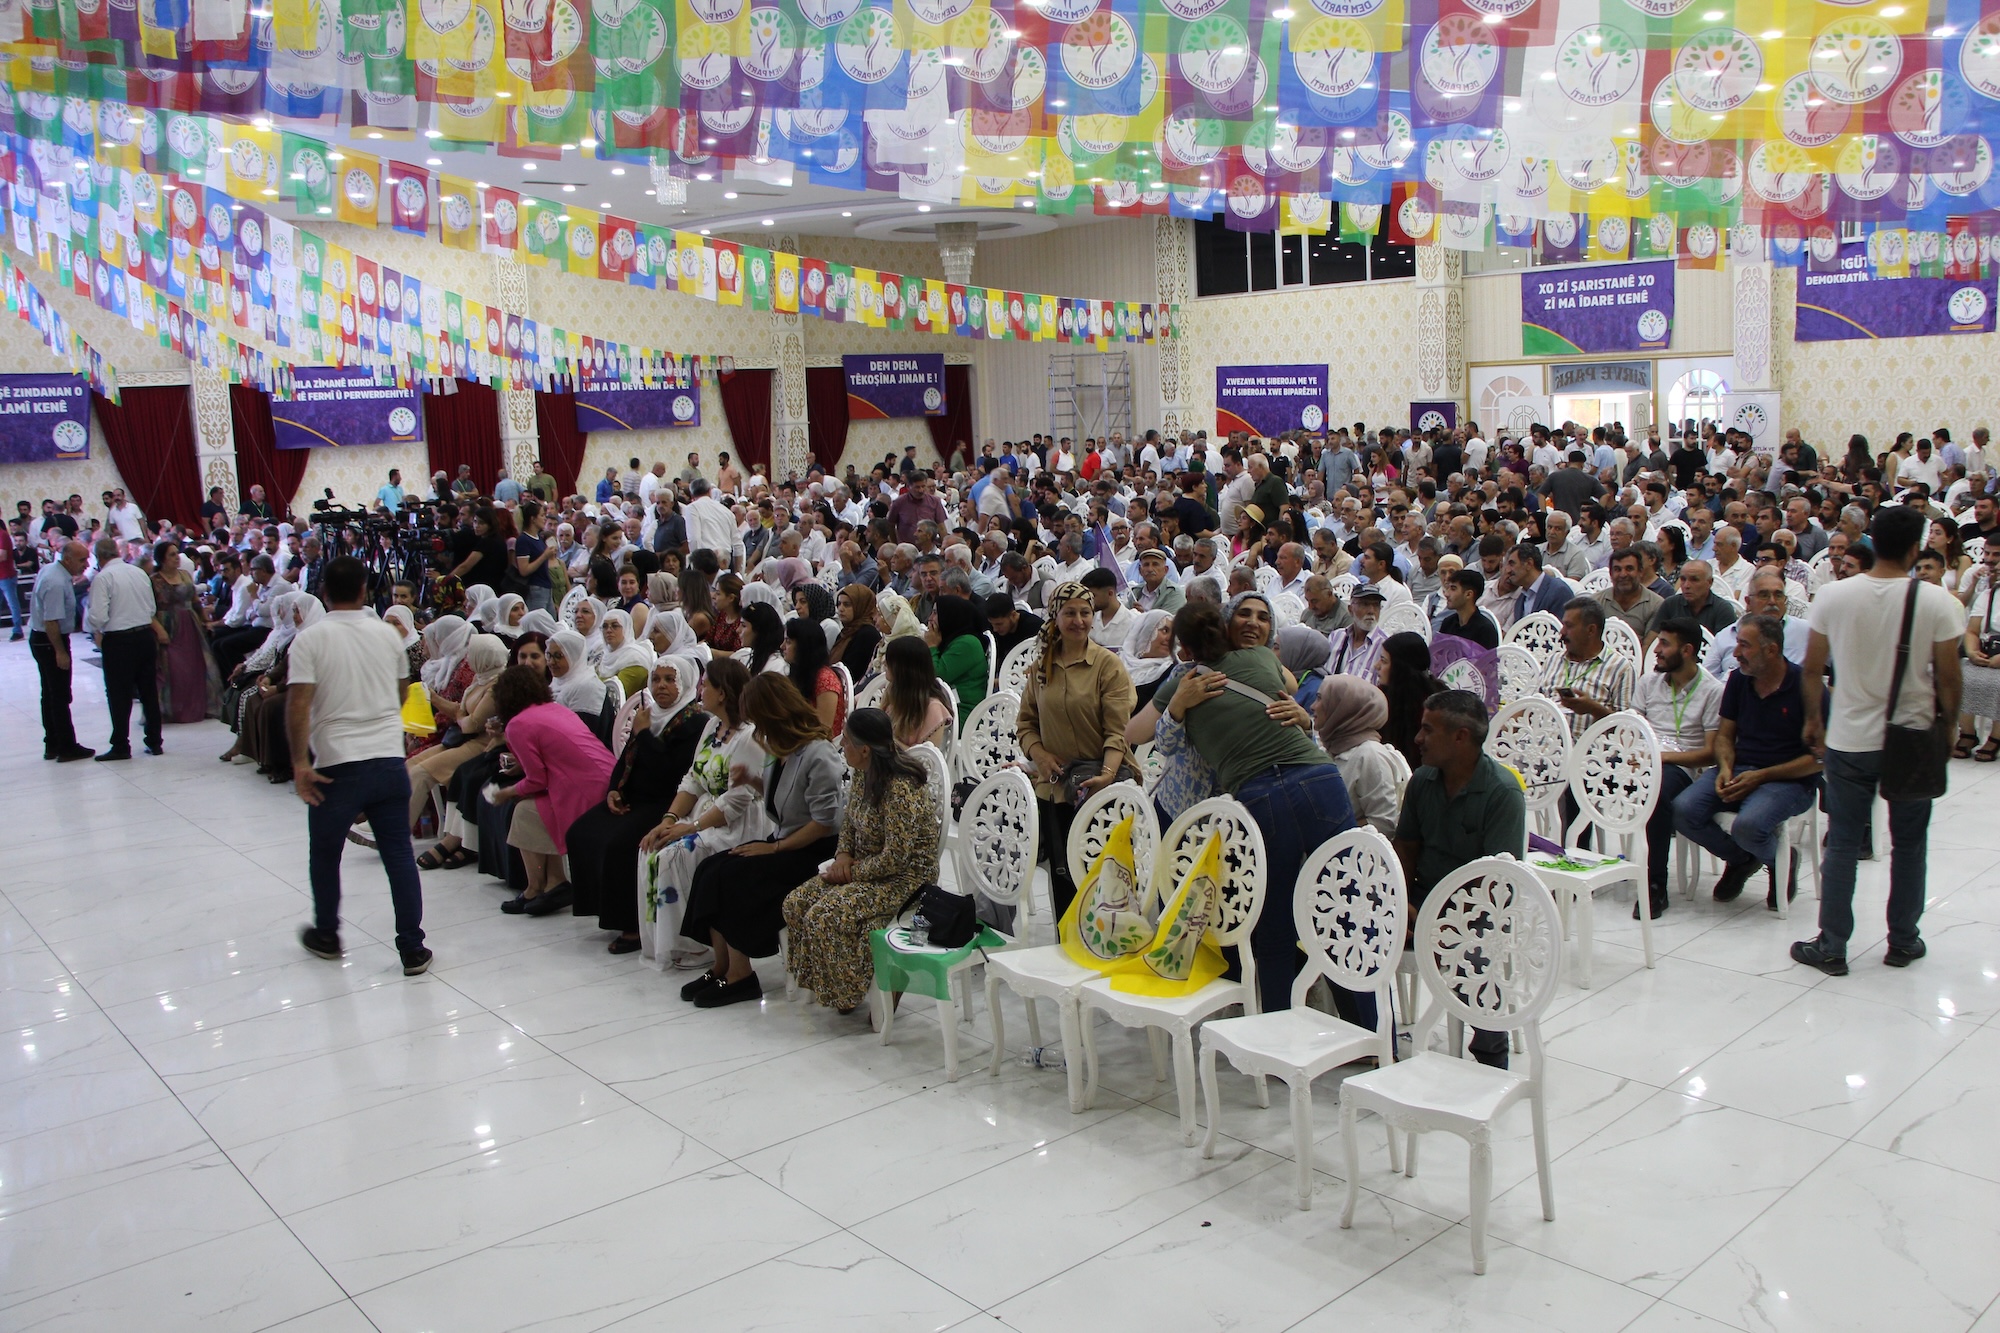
[1412,246,1465,407]
[186,365,240,502]
[494,258,542,479]
[1153,216,1192,437]
[1732,259,1775,391]
[770,233,812,482]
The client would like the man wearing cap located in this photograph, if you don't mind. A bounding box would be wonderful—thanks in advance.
[1330,584,1389,677]
[1126,548,1184,614]
[1542,447,1604,519]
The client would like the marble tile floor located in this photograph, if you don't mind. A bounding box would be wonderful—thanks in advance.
[6,644,2000,1333]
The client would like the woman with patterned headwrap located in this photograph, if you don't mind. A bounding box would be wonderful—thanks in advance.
[1016,580,1138,919]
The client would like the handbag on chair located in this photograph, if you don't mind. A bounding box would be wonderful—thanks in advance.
[1878,580,1952,802]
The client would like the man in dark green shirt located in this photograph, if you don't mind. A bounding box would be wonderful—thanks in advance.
[1394,689,1526,1068]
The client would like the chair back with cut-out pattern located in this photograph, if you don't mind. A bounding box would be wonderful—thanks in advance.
[1505,609,1563,660]
[1601,616,1644,676]
[907,741,952,837]
[955,769,1038,910]
[558,585,586,628]
[610,688,646,756]
[1294,827,1406,1003]
[1152,797,1266,948]
[1578,568,1613,596]
[1487,697,1571,822]
[1379,600,1433,640]
[957,690,1023,783]
[997,637,1040,700]
[1413,856,1563,1037]
[1496,643,1541,709]
[1566,709,1661,840]
[852,671,887,712]
[1066,780,1160,892]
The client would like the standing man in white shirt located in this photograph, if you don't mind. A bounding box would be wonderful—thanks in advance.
[86,537,163,760]
[1633,617,1723,919]
[681,477,745,571]
[31,541,95,761]
[105,489,146,544]
[290,556,431,976]
[1794,506,1964,977]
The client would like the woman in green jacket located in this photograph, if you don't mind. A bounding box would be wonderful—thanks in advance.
[928,593,988,731]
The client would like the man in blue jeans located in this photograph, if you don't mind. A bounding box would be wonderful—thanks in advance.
[1794,505,1965,975]
[286,555,430,975]
[1674,615,1823,910]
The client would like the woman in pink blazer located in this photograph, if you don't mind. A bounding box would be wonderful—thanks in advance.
[488,666,615,916]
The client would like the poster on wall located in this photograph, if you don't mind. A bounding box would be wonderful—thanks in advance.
[272,369,425,449]
[1411,401,1459,434]
[1215,365,1328,437]
[573,384,701,432]
[1795,243,1998,341]
[1521,261,1675,356]
[0,374,90,463]
[1721,392,1782,457]
[843,353,946,418]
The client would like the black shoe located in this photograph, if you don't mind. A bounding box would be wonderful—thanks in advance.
[523,883,573,916]
[500,893,529,914]
[1633,891,1670,921]
[94,747,133,762]
[1790,936,1849,976]
[400,947,433,976]
[143,742,163,756]
[1883,939,1927,968]
[55,745,96,763]
[680,970,722,1001]
[1765,861,1800,911]
[608,935,642,955]
[1711,857,1758,903]
[693,974,764,1008]
[300,926,344,960]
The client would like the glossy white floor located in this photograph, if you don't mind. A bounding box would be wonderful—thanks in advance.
[7,642,2000,1333]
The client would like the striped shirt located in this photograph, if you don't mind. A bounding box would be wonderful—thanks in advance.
[1536,648,1636,737]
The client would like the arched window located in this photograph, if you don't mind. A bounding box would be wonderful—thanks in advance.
[1668,370,1726,429]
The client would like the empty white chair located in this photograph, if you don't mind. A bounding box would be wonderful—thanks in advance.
[984,781,1162,1111]
[1504,609,1564,660]
[852,671,887,712]
[1379,601,1433,639]
[1486,697,1571,845]
[1531,710,1661,987]
[1254,564,1282,597]
[956,690,1024,787]
[996,637,1040,700]
[1079,797,1268,1146]
[1339,856,1564,1275]
[1495,644,1542,709]
[1199,828,1407,1209]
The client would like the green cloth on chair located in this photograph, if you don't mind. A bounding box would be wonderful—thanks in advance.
[870,924,1008,1001]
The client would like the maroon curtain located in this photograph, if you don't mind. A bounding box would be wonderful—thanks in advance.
[95,387,202,531]
[805,367,849,474]
[533,390,588,499]
[425,379,503,496]
[229,386,310,520]
[717,368,773,476]
[925,364,973,467]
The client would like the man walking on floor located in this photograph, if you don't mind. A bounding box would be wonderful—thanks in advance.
[31,540,93,762]
[1794,506,1965,976]
[288,555,431,976]
[86,537,163,761]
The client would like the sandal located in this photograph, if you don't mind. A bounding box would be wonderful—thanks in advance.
[1978,741,2000,763]
[1954,731,1980,758]
[416,845,454,870]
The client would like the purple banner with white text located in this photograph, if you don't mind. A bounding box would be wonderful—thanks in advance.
[272,369,425,449]
[1521,260,1674,356]
[0,374,90,463]
[573,384,702,432]
[844,353,946,419]
[1215,364,1328,437]
[1795,243,1998,341]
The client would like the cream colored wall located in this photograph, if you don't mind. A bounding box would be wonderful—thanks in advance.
[1184,280,1425,432]
[1463,266,1734,365]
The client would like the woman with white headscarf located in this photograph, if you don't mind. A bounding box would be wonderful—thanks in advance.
[645,606,705,662]
[1119,608,1177,711]
[516,607,561,642]
[408,634,511,860]
[229,593,327,778]
[636,657,770,969]
[548,629,614,717]
[383,604,424,680]
[596,607,657,699]
[863,589,926,682]
[491,592,527,639]
[414,614,477,757]
[571,595,608,666]
[567,656,711,953]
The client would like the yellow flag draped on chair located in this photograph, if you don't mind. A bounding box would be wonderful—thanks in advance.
[1103,829,1228,997]
[401,682,436,735]
[1058,816,1154,970]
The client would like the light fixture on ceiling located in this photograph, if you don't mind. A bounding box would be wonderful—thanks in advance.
[561,142,577,151]
[761,217,774,225]
[841,210,852,217]
[475,181,488,189]
[522,163,536,171]
[724,190,738,199]
[579,137,597,148]
[601,201,612,208]
[562,183,576,192]
[918,204,932,212]
[425,129,442,138]
[700,228,711,235]
[611,167,625,176]
[366,131,383,139]
[427,157,442,166]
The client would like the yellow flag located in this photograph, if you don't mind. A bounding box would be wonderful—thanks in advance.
[335,157,381,228]
[773,249,799,313]
[854,267,882,327]
[1058,817,1154,972]
[438,176,479,251]
[1104,830,1228,997]
[224,125,278,198]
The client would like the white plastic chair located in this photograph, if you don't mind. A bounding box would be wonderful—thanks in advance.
[851,671,887,712]
[1379,601,1433,640]
[1327,573,1359,601]
[1272,591,1305,626]
[557,584,586,628]
[831,660,854,718]
[996,637,1040,700]
[956,690,1024,787]
[1578,568,1613,595]
[1531,711,1661,987]
[907,741,953,841]
[1254,564,1282,597]
[1601,617,1644,677]
[1676,804,1822,920]
[1495,644,1541,709]
[1198,828,1407,1208]
[1078,797,1268,1147]
[1785,581,1810,619]
[816,563,843,592]
[983,782,1162,1111]
[1486,697,1571,845]
[610,688,646,757]
[1504,609,1564,660]
[880,770,1038,1082]
[1338,856,1564,1275]
[983,630,999,694]
[731,647,754,666]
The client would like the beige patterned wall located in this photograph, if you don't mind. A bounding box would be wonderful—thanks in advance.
[1462,266,1736,365]
[1774,268,1998,448]
[1185,280,1427,431]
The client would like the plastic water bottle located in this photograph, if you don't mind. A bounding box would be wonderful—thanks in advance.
[907,909,930,947]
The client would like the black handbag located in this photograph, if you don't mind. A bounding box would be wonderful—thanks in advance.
[896,882,979,950]
[1879,580,1952,802]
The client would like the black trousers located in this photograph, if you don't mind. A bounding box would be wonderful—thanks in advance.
[100,625,162,753]
[1038,798,1082,921]
[213,625,270,679]
[30,630,77,754]
[1645,765,1695,900]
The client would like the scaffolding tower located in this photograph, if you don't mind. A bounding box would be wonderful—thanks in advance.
[1047,351,1132,444]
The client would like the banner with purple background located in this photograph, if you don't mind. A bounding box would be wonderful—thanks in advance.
[1215,364,1328,437]
[1521,260,1674,355]
[0,374,90,463]
[574,384,701,432]
[844,353,946,418]
[1795,243,1998,341]
[272,369,424,449]
[1411,401,1459,434]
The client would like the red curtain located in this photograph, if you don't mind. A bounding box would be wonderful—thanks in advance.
[717,368,773,477]
[94,387,202,531]
[425,379,503,496]
[925,364,974,467]
[805,367,849,474]
[229,386,309,520]
[533,390,588,499]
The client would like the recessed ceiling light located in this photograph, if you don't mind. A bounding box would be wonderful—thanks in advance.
[366,131,383,139]
[579,137,597,148]
[611,167,625,176]
[522,163,536,171]
[561,142,577,151]
[917,204,931,212]
[562,183,575,192]
[696,172,713,180]
[841,210,852,217]
[475,181,488,189]
[724,191,738,199]
[600,201,612,208]
[644,188,655,196]
[700,228,710,235]
[760,218,774,225]
[427,157,442,166]
[425,129,442,138]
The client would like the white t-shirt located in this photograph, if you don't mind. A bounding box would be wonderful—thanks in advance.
[287,611,412,768]
[1809,575,1966,753]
